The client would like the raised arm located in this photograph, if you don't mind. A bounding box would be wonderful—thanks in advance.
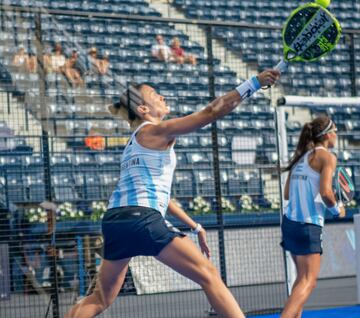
[153,69,280,140]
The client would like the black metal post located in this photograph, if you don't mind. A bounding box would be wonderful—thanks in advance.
[206,25,227,284]
[35,13,60,318]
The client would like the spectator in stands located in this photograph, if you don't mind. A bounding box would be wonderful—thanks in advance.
[12,45,29,72]
[27,51,38,73]
[98,52,110,75]
[42,45,53,73]
[50,42,66,74]
[85,128,105,151]
[87,47,102,75]
[151,34,172,62]
[170,37,197,65]
[64,50,83,87]
[65,69,280,318]
[23,245,44,291]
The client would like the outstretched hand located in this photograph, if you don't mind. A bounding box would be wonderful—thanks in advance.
[257,69,280,87]
[198,228,211,258]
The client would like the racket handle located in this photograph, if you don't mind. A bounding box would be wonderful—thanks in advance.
[274,60,288,73]
[262,60,288,90]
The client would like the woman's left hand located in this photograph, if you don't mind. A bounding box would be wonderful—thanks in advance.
[198,228,211,258]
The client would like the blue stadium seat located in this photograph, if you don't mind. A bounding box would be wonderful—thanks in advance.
[173,170,195,197]
[23,155,43,175]
[72,153,97,172]
[176,136,199,148]
[99,173,119,198]
[74,173,102,200]
[51,154,72,172]
[95,153,121,173]
[52,173,77,201]
[186,152,210,164]
[5,174,25,203]
[0,156,23,177]
[24,174,46,202]
[194,170,215,197]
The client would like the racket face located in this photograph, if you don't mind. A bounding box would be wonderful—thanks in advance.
[283,3,342,62]
[334,167,355,204]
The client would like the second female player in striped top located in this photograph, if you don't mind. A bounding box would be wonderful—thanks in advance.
[280,115,345,318]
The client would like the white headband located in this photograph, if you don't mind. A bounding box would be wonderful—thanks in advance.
[316,119,333,138]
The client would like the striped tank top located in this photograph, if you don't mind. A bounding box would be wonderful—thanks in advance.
[108,121,177,217]
[285,147,328,227]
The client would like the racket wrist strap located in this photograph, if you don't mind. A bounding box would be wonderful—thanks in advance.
[236,76,261,101]
[191,223,202,235]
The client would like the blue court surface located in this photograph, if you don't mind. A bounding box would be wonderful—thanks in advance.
[252,306,360,318]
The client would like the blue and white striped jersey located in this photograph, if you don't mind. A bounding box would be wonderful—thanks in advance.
[285,147,328,227]
[108,121,177,217]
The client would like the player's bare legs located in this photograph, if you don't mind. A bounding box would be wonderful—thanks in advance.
[280,254,321,318]
[156,236,245,318]
[64,258,130,318]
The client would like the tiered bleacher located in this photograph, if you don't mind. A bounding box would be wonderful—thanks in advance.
[0,0,279,212]
[174,0,360,97]
[0,0,358,211]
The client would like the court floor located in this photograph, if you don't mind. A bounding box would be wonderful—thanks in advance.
[0,277,356,318]
[252,306,360,318]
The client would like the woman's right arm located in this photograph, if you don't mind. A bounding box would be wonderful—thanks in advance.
[319,152,346,217]
[154,69,280,140]
[284,171,291,200]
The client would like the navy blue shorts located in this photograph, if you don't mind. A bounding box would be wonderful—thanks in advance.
[280,215,323,255]
[102,206,185,260]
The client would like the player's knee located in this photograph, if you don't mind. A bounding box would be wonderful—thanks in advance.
[197,262,220,287]
[302,277,317,292]
[308,278,317,290]
[92,289,114,313]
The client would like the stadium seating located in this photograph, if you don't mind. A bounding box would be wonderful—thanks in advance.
[174,0,359,97]
[0,0,358,210]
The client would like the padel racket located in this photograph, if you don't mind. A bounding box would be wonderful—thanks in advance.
[274,2,342,73]
[333,167,355,204]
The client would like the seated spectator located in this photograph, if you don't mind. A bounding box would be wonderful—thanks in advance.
[87,47,102,75]
[12,45,29,71]
[27,51,38,73]
[23,245,44,290]
[64,49,83,87]
[50,42,66,73]
[85,128,105,151]
[42,45,53,73]
[171,37,197,65]
[98,52,110,75]
[151,35,172,62]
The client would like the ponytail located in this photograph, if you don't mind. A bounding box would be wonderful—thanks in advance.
[283,115,334,172]
[108,82,144,130]
[283,122,314,172]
